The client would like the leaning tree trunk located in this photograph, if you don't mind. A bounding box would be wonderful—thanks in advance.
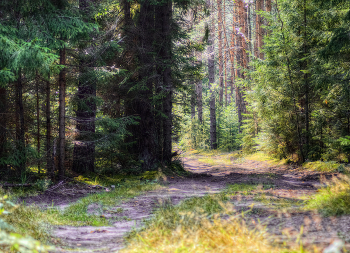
[58,48,66,180]
[207,0,217,149]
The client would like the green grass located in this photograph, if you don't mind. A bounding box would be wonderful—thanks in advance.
[122,188,306,253]
[225,183,258,195]
[303,161,349,173]
[2,179,162,242]
[244,152,288,165]
[254,194,304,210]
[306,175,350,216]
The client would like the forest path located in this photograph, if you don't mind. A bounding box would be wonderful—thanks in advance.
[53,153,350,252]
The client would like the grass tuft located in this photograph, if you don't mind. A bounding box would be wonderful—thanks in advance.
[303,161,349,173]
[122,195,305,253]
[306,175,350,216]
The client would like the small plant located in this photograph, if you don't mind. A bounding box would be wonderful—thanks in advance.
[34,179,52,192]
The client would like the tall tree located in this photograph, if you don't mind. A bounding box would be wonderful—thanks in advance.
[217,0,224,104]
[72,0,97,173]
[58,48,66,180]
[208,0,217,149]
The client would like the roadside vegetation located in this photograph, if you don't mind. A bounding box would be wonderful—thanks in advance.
[122,184,306,253]
[0,173,162,252]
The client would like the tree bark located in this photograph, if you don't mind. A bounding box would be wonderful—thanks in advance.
[0,85,7,172]
[196,51,203,123]
[46,77,53,180]
[137,0,158,170]
[255,0,264,59]
[36,79,41,173]
[58,48,66,180]
[208,0,217,149]
[217,0,224,104]
[156,0,173,163]
[303,0,309,159]
[16,69,25,174]
[73,0,96,173]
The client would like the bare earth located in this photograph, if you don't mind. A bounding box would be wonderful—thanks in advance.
[25,155,350,252]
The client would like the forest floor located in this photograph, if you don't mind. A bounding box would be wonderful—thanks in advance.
[19,151,350,252]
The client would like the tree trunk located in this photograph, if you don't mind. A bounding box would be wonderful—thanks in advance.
[303,0,309,159]
[0,86,7,172]
[16,69,25,174]
[73,0,96,173]
[45,77,53,180]
[208,0,217,149]
[196,51,203,123]
[255,0,264,59]
[235,1,244,131]
[58,48,66,180]
[156,0,173,163]
[223,0,228,105]
[36,79,41,174]
[137,0,158,170]
[217,0,224,104]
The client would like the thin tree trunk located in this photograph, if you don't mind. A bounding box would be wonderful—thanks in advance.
[255,0,264,59]
[223,0,228,105]
[303,0,309,159]
[208,0,217,149]
[36,79,41,174]
[0,86,7,172]
[235,1,244,131]
[196,51,203,123]
[46,77,53,180]
[217,0,224,104]
[16,69,25,174]
[58,48,66,180]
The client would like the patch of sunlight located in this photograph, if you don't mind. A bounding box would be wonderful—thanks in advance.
[303,161,349,173]
[244,152,288,165]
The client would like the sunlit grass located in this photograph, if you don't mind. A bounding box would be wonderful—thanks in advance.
[306,174,350,216]
[303,161,349,173]
[244,152,288,165]
[122,193,307,253]
[1,179,162,242]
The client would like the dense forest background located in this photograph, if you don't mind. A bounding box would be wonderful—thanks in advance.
[1,0,350,182]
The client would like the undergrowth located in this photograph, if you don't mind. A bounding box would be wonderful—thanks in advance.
[306,174,350,216]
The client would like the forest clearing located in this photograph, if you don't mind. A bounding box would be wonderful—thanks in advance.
[2,0,350,252]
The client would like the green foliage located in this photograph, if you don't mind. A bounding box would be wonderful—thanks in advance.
[243,0,350,162]
[95,116,139,174]
[0,195,51,253]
